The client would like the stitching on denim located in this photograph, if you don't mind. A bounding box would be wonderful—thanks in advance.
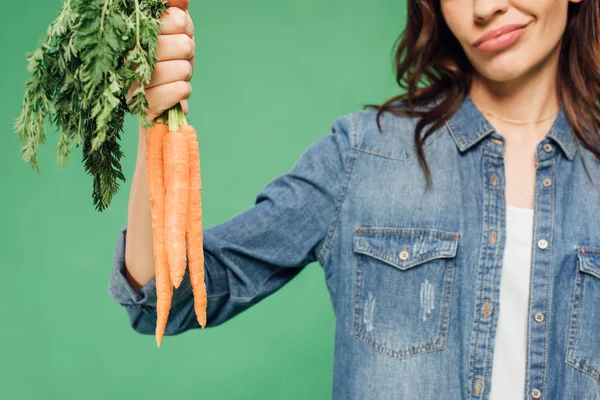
[565,255,580,370]
[569,261,583,356]
[439,255,455,349]
[468,151,492,398]
[444,118,465,149]
[353,248,456,271]
[354,227,459,239]
[566,262,600,381]
[482,160,498,397]
[548,126,577,161]
[353,330,447,360]
[351,252,364,339]
[576,251,600,279]
[355,110,368,150]
[577,247,600,254]
[351,128,445,162]
[570,275,597,377]
[350,251,453,360]
[352,228,459,270]
[484,155,507,397]
[566,359,600,383]
[540,157,557,396]
[318,112,360,268]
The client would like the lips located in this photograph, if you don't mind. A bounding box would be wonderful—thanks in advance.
[473,23,530,48]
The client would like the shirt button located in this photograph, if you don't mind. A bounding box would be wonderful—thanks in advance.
[535,312,545,322]
[474,378,482,395]
[543,143,553,152]
[538,239,548,249]
[483,301,492,318]
[532,388,542,398]
[491,173,498,187]
[399,248,409,260]
[490,230,497,245]
[542,178,552,187]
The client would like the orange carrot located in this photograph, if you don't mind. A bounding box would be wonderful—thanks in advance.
[163,129,190,288]
[145,123,173,348]
[182,124,207,328]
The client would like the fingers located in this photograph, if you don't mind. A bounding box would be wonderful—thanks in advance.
[146,60,193,89]
[156,34,195,62]
[145,81,192,121]
[159,7,194,38]
[181,100,189,115]
[128,3,195,123]
[190,35,195,70]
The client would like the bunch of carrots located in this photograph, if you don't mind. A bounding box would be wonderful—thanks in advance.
[13,0,207,348]
[147,103,207,347]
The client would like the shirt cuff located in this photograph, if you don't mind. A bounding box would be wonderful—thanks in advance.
[108,225,193,310]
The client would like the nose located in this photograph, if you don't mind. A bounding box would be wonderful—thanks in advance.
[473,0,509,24]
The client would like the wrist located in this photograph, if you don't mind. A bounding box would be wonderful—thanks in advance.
[137,126,148,165]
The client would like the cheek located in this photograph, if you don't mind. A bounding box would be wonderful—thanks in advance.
[538,2,569,45]
[440,3,465,40]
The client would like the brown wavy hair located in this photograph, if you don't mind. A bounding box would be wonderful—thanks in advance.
[364,0,600,188]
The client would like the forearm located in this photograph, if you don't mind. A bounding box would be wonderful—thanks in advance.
[124,125,156,292]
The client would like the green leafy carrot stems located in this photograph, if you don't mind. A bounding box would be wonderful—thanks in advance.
[13,0,185,211]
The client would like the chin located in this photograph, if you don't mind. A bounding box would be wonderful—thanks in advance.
[470,55,532,83]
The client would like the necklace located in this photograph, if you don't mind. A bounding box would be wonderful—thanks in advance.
[482,109,559,125]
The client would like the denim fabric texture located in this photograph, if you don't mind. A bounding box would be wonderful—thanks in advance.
[109,93,600,399]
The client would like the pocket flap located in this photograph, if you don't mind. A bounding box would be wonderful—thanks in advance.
[353,227,459,271]
[577,247,600,279]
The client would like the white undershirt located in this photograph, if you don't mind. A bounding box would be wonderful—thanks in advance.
[489,204,535,399]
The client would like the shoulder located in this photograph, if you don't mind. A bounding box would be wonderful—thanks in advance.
[335,98,447,161]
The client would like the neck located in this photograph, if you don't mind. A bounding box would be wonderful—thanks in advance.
[469,44,561,123]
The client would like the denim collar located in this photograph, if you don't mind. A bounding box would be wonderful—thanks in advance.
[445,93,577,161]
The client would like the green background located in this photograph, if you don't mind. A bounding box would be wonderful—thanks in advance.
[0,1,406,399]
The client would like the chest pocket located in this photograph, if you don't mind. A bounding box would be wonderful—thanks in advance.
[566,247,600,381]
[351,226,459,360]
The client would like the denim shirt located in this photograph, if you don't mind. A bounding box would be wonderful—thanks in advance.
[109,94,600,399]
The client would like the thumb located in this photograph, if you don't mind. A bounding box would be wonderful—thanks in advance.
[181,100,189,115]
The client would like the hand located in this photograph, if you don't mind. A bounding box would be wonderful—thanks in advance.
[129,0,195,123]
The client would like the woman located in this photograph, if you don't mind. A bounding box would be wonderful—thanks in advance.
[109,0,600,398]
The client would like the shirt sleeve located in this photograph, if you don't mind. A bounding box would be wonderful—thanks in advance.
[108,112,356,336]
